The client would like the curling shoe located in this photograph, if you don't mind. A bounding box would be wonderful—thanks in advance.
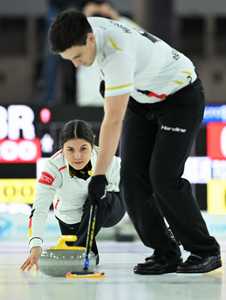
[177,254,222,273]
[134,256,181,275]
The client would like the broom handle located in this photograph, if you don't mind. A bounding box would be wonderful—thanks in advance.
[83,204,98,270]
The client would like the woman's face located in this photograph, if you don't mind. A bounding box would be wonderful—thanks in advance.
[63,138,92,170]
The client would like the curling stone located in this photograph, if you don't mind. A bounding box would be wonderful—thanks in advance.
[39,235,97,277]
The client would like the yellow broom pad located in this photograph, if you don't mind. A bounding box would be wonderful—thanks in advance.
[66,272,105,279]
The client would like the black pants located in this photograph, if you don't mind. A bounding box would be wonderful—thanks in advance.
[57,192,125,255]
[120,79,220,258]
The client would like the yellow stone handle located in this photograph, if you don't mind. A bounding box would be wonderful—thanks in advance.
[49,235,85,251]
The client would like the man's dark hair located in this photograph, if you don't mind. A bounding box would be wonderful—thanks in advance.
[60,119,95,147]
[48,9,93,53]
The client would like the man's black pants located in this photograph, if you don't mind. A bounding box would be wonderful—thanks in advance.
[57,192,125,255]
[120,79,220,258]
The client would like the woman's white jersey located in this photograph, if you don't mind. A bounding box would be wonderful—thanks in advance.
[29,147,121,249]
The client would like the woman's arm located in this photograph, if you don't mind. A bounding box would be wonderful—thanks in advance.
[21,160,61,271]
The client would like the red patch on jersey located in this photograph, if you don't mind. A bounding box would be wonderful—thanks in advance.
[54,199,60,209]
[38,172,55,186]
[58,165,66,172]
[147,91,168,100]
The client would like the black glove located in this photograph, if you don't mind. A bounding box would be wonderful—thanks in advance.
[88,175,108,205]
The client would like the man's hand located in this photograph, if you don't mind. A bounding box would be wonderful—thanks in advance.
[88,175,108,205]
[20,246,42,271]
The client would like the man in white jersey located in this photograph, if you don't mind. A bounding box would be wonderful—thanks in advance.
[77,0,142,106]
[48,10,222,275]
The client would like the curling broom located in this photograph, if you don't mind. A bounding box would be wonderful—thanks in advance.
[66,204,105,279]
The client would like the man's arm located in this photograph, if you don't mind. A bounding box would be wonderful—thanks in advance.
[94,93,130,175]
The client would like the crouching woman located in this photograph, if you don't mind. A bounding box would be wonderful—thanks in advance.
[21,119,125,271]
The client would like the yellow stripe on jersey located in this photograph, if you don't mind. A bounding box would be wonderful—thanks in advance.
[28,227,32,238]
[106,83,133,91]
[108,37,122,51]
[182,70,192,76]
[173,80,184,85]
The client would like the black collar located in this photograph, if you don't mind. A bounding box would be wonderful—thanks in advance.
[69,161,92,180]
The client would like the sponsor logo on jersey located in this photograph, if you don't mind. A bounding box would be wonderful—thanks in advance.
[38,172,55,185]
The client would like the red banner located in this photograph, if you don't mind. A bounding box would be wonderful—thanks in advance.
[207,122,226,159]
[0,139,41,163]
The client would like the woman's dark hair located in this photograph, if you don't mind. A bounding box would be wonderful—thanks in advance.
[60,120,95,146]
[48,9,93,53]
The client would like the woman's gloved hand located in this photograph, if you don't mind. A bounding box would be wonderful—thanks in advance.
[88,175,108,205]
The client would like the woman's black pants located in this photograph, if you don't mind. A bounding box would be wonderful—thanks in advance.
[57,192,125,255]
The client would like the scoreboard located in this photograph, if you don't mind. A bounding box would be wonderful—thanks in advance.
[0,104,103,171]
[0,105,55,164]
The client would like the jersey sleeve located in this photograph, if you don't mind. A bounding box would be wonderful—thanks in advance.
[28,160,62,250]
[103,52,135,97]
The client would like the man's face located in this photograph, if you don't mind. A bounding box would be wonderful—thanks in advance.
[60,33,96,67]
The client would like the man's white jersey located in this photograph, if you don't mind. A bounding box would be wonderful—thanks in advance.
[88,17,197,104]
[77,17,142,106]
[29,146,121,249]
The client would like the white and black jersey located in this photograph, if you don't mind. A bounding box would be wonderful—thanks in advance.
[88,17,197,103]
[77,16,142,106]
[29,146,121,250]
